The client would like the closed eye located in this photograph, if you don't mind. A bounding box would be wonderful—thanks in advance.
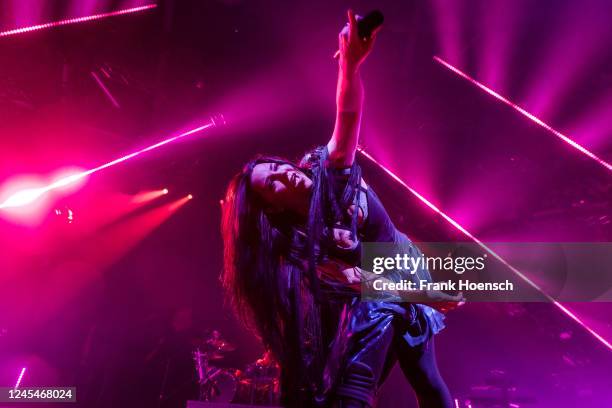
[266,162,280,191]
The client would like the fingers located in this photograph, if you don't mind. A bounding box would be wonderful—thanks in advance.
[450,292,467,309]
[347,9,358,41]
[339,23,350,37]
[338,21,349,47]
[347,9,357,29]
[337,10,381,65]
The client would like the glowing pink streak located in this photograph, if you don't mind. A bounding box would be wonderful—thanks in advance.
[15,367,26,389]
[0,122,215,210]
[76,122,214,178]
[91,71,120,108]
[433,56,612,173]
[0,4,157,38]
[358,147,612,351]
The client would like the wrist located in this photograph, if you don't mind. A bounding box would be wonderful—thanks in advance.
[340,61,361,78]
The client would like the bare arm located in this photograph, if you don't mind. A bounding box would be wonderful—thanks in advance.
[327,10,379,167]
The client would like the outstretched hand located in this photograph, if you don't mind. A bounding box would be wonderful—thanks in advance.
[338,9,380,73]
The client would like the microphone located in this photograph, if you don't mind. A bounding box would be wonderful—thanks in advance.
[357,10,384,39]
[334,10,384,59]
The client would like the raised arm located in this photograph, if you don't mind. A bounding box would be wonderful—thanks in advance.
[327,10,380,167]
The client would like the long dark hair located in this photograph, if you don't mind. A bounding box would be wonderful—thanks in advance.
[221,147,361,405]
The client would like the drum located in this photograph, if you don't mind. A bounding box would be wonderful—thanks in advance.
[233,362,280,405]
[200,367,237,403]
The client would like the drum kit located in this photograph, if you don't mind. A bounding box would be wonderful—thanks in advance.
[192,330,280,406]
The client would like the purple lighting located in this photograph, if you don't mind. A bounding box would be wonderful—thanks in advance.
[433,56,612,173]
[0,4,157,38]
[358,147,612,352]
[0,120,218,210]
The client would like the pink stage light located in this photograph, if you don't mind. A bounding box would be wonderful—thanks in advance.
[433,56,612,173]
[15,367,26,389]
[1,187,46,209]
[168,195,192,212]
[131,189,169,204]
[358,147,612,351]
[0,4,157,38]
[0,119,219,211]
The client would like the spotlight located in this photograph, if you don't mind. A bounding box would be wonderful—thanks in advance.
[0,119,219,211]
[187,194,194,200]
[1,187,46,209]
[132,189,169,204]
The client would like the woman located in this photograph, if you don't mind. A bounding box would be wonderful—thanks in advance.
[221,10,462,408]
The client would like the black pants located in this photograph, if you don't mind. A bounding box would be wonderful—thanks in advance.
[332,321,453,408]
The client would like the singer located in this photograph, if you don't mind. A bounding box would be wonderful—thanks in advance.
[221,10,462,408]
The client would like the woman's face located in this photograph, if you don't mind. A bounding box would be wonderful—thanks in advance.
[250,161,313,215]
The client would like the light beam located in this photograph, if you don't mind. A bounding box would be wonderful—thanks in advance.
[358,147,612,351]
[433,56,612,172]
[131,189,169,204]
[0,120,218,210]
[0,4,157,38]
[15,367,26,389]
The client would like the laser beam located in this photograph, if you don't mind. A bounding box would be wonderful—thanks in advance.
[91,71,120,108]
[0,120,219,210]
[433,56,612,173]
[358,147,612,351]
[15,367,26,389]
[0,4,157,38]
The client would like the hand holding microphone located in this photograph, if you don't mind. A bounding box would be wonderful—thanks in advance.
[334,9,384,72]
